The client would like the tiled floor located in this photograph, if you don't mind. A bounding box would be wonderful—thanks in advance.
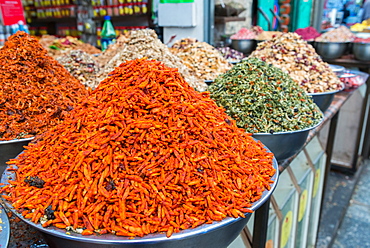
[316,160,370,248]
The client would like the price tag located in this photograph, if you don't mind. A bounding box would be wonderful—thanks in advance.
[298,189,308,222]
[313,168,320,198]
[280,210,293,248]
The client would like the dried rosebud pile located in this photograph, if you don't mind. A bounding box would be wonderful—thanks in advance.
[249,32,343,93]
[0,31,88,141]
[2,58,275,238]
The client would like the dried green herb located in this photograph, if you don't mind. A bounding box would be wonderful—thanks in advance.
[208,57,323,133]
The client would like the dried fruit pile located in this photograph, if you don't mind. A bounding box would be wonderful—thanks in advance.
[2,58,275,238]
[0,32,88,141]
[208,58,323,133]
[170,41,231,81]
[56,50,101,89]
[315,26,355,42]
[249,32,343,93]
[96,29,207,92]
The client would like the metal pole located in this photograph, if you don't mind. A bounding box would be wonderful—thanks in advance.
[252,198,271,248]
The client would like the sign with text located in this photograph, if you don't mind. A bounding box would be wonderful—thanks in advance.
[0,0,25,25]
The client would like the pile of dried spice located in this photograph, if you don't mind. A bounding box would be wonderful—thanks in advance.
[0,31,88,141]
[170,41,232,81]
[95,29,207,92]
[56,50,101,89]
[249,32,343,93]
[1,58,275,238]
[208,58,323,133]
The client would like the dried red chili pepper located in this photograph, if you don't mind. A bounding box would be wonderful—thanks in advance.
[2,58,275,237]
[0,31,88,141]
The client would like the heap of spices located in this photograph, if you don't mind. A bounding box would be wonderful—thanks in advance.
[56,50,101,89]
[208,58,323,133]
[294,27,321,41]
[0,31,88,141]
[170,41,232,81]
[96,29,207,92]
[249,32,343,93]
[1,58,275,238]
[315,26,355,42]
[170,38,198,51]
[230,28,256,39]
[256,31,282,41]
[216,47,245,62]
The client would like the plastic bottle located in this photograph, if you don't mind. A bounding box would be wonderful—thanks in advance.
[100,16,116,51]
[0,26,5,46]
[18,21,30,34]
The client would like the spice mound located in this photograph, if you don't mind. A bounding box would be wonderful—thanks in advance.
[56,50,101,89]
[315,26,355,42]
[208,58,323,133]
[249,32,343,93]
[1,58,276,238]
[0,31,88,141]
[96,29,207,92]
[294,27,320,41]
[170,41,232,81]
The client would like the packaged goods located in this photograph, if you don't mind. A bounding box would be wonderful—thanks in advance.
[96,29,207,92]
[208,58,323,133]
[250,32,343,93]
[2,58,275,238]
[170,41,232,81]
[0,32,88,141]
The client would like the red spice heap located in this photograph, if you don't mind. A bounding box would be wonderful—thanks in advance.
[2,58,275,237]
[0,31,88,141]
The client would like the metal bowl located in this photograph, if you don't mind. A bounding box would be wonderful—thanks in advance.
[0,137,34,176]
[252,120,323,162]
[313,41,349,60]
[0,203,10,248]
[308,87,343,113]
[1,153,278,248]
[328,64,345,73]
[231,39,257,55]
[352,42,370,61]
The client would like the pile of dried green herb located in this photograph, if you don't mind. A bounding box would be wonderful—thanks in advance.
[208,58,323,133]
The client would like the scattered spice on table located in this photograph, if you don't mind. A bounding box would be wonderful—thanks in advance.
[208,57,323,133]
[56,50,101,89]
[170,41,232,81]
[315,26,355,42]
[1,58,275,238]
[96,29,207,92]
[0,31,88,141]
[249,32,343,93]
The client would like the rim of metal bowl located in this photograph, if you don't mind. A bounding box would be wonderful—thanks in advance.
[0,203,10,248]
[1,153,278,244]
[307,83,344,96]
[0,137,34,145]
[251,116,323,136]
[314,41,351,44]
[328,64,345,72]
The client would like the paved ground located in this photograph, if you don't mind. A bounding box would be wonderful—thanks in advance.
[317,160,370,248]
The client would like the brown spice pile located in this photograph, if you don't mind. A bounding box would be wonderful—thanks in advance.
[170,41,232,81]
[2,58,275,238]
[249,32,343,93]
[0,31,89,141]
[95,29,208,92]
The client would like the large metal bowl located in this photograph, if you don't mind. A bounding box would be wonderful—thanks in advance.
[352,42,370,61]
[231,39,257,55]
[313,41,349,60]
[0,203,10,248]
[308,87,343,113]
[1,153,278,248]
[0,137,34,176]
[252,120,323,162]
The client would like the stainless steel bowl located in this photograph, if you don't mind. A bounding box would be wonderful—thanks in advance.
[0,203,10,248]
[313,42,349,60]
[1,154,278,248]
[352,42,370,61]
[252,120,323,162]
[231,39,257,55]
[308,87,343,113]
[329,64,345,73]
[0,137,34,176]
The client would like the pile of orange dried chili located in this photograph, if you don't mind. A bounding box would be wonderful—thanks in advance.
[0,31,88,141]
[1,58,276,238]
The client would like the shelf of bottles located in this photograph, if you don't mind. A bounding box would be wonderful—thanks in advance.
[91,0,149,18]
